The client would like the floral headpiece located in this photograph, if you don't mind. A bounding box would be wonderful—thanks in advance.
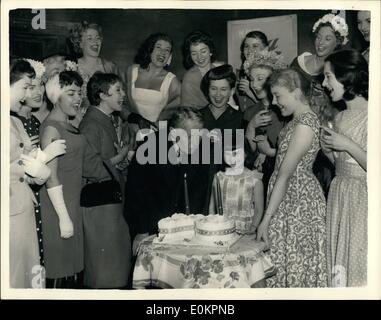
[24,58,46,80]
[45,73,63,105]
[65,60,79,71]
[243,49,287,76]
[312,13,349,45]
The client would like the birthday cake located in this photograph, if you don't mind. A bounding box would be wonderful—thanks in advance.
[156,213,205,242]
[194,215,236,244]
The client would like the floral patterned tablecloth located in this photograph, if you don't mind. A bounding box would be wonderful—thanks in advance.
[133,234,275,289]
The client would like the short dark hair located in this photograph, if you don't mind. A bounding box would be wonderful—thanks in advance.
[183,30,216,70]
[58,70,84,89]
[10,59,35,85]
[240,31,269,63]
[168,106,204,129]
[325,49,369,101]
[87,72,122,106]
[134,33,173,69]
[200,64,237,100]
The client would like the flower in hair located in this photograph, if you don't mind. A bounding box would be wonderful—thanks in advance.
[45,73,63,105]
[24,58,46,80]
[65,60,79,71]
[312,13,349,45]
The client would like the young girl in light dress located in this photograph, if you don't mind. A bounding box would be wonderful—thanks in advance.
[256,68,327,288]
[321,49,368,287]
[209,138,264,235]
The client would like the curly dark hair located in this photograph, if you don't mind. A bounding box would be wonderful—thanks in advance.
[69,21,103,55]
[325,49,369,101]
[200,64,237,101]
[10,59,35,85]
[313,22,345,50]
[134,33,173,70]
[182,30,216,70]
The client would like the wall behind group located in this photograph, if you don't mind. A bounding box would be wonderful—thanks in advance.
[10,8,363,81]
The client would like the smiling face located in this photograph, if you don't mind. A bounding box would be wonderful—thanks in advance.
[80,28,102,58]
[56,84,83,117]
[208,79,233,109]
[103,81,126,112]
[314,26,338,57]
[11,76,32,112]
[357,11,371,42]
[322,61,345,102]
[243,37,267,60]
[271,85,298,117]
[24,78,45,109]
[249,67,272,100]
[150,39,172,68]
[190,42,211,68]
[224,147,245,169]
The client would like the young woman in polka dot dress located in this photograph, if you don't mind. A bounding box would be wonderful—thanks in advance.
[16,60,47,266]
[321,50,368,287]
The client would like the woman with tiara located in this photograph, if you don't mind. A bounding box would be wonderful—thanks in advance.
[291,13,349,197]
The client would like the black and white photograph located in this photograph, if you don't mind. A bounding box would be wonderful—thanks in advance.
[1,0,380,300]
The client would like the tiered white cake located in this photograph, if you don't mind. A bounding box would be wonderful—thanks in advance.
[157,213,205,242]
[155,214,238,246]
[194,215,236,244]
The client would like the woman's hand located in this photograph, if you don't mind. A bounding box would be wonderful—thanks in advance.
[256,136,276,157]
[256,215,271,247]
[30,135,40,148]
[238,78,258,103]
[252,110,273,128]
[59,215,74,239]
[321,127,351,152]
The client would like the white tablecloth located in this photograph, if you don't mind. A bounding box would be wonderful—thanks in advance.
[133,234,275,289]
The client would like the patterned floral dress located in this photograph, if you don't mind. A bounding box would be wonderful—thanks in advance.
[266,112,327,288]
[327,108,367,287]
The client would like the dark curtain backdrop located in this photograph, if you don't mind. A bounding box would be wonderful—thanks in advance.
[10,8,366,81]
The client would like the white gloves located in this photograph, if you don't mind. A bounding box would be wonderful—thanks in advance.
[20,154,51,181]
[35,139,67,164]
[47,185,74,239]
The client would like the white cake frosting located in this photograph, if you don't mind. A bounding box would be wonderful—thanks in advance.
[157,213,205,242]
[195,215,236,243]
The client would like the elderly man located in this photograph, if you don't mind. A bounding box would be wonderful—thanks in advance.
[124,107,211,252]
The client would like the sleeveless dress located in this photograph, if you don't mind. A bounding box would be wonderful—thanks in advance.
[210,169,263,234]
[39,120,86,279]
[130,65,176,122]
[266,112,327,288]
[327,108,367,287]
[291,53,336,198]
